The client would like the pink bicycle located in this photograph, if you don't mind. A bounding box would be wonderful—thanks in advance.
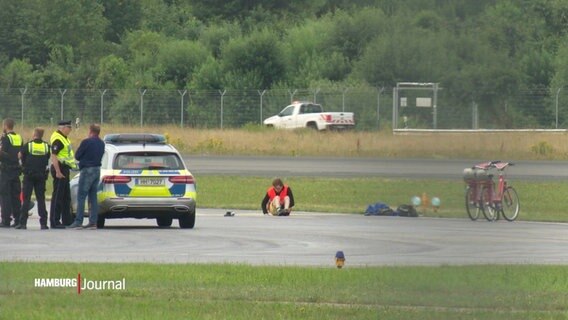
[464,162,496,221]
[480,161,520,221]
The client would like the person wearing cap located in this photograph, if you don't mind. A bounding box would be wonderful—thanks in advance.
[261,178,295,216]
[16,128,50,230]
[67,124,105,230]
[49,120,77,228]
[0,118,23,228]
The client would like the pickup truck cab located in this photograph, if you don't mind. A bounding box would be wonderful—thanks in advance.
[263,101,355,131]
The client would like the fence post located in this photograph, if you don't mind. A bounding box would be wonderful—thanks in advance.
[555,87,563,129]
[178,89,187,128]
[472,101,478,129]
[19,87,27,129]
[139,89,147,127]
[258,90,266,125]
[99,89,107,125]
[433,83,438,129]
[392,87,398,130]
[219,90,226,129]
[312,88,320,103]
[377,87,384,130]
[288,89,297,103]
[59,88,67,120]
[342,88,349,112]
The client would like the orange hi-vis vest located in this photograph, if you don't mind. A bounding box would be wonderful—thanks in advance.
[267,185,288,200]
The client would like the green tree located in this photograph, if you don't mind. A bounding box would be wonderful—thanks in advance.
[482,1,531,58]
[200,22,241,58]
[550,39,568,90]
[0,0,46,65]
[154,40,209,88]
[38,0,108,64]
[140,0,203,39]
[353,27,449,86]
[98,0,143,43]
[325,8,387,63]
[190,0,326,21]
[95,55,130,88]
[549,39,568,126]
[190,57,223,90]
[0,0,107,67]
[34,45,75,88]
[413,10,444,31]
[220,29,286,89]
[519,48,555,87]
[123,30,165,88]
[282,17,331,87]
[0,59,34,88]
[531,0,568,38]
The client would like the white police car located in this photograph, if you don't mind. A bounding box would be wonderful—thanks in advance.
[70,134,197,229]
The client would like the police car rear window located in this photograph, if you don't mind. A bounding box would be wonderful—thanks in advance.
[113,152,184,170]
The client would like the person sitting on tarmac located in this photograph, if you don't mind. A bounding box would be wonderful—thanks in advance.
[261,178,295,216]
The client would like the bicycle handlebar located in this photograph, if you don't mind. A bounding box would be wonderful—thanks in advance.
[473,161,515,171]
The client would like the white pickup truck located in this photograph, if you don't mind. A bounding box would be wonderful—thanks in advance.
[263,101,355,131]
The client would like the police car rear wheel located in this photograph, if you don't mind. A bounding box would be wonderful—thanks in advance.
[178,212,195,229]
[157,217,173,227]
[97,216,105,229]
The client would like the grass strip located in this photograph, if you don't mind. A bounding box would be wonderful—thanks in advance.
[1,262,567,319]
[36,174,566,222]
[55,125,568,160]
[196,176,568,222]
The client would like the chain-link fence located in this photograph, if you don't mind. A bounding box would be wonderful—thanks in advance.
[1,87,567,130]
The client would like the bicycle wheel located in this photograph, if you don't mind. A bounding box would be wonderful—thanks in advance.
[501,186,520,221]
[465,186,480,221]
[480,186,497,221]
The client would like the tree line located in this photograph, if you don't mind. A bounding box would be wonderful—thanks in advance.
[1,0,568,128]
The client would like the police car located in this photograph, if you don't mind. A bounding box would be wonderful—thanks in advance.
[70,134,197,229]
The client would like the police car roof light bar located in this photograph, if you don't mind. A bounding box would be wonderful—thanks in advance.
[103,133,167,145]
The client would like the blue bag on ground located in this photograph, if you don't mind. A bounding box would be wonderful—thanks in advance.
[364,202,395,216]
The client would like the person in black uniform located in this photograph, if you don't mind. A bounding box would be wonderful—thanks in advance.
[16,128,50,230]
[49,120,77,228]
[0,118,23,228]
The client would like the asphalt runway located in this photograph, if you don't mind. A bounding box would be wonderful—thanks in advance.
[1,208,567,266]
[185,156,568,180]
[1,157,567,266]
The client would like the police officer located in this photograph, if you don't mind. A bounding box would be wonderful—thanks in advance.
[16,128,50,230]
[49,120,77,228]
[0,118,23,228]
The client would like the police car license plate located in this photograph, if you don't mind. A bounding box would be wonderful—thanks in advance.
[136,178,164,186]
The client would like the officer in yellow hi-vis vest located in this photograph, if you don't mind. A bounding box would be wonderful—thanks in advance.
[49,120,77,228]
[0,118,23,228]
[16,128,50,230]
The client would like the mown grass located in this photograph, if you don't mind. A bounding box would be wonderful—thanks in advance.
[197,176,567,222]
[30,123,567,221]
[1,262,567,319]
[40,175,565,222]
[27,124,568,160]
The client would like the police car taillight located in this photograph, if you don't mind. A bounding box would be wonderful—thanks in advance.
[103,175,132,184]
[169,175,194,184]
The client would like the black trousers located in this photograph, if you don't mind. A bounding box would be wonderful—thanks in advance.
[19,172,48,226]
[0,172,22,225]
[49,165,72,226]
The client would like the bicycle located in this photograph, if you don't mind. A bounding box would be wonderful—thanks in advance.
[464,162,497,221]
[480,161,520,221]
